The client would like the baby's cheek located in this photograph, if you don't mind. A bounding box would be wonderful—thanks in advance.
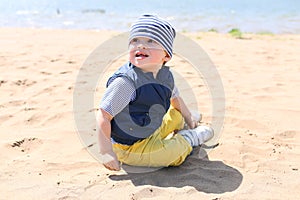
[129,53,135,61]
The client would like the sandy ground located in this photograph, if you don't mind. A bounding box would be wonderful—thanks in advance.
[0,28,299,199]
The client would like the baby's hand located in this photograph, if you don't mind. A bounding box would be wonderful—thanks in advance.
[186,112,202,129]
[187,116,198,129]
[100,151,121,171]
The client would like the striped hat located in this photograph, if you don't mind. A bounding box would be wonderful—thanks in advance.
[129,14,176,58]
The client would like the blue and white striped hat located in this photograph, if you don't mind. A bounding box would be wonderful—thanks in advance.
[129,14,176,58]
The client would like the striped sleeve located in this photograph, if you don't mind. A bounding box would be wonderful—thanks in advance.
[171,85,180,99]
[99,77,135,117]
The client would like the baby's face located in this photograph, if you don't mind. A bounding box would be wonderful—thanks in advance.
[129,37,170,70]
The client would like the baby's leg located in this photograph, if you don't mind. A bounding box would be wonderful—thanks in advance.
[156,106,185,139]
[113,108,192,167]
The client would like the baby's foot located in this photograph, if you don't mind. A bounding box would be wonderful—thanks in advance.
[178,125,214,147]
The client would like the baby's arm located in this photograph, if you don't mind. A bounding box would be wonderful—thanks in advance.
[171,96,197,129]
[97,77,135,171]
[96,108,120,171]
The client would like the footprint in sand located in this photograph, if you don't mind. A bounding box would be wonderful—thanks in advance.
[239,144,268,173]
[241,154,260,173]
[277,130,297,139]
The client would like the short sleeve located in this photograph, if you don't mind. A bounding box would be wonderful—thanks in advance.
[99,77,135,117]
[171,85,180,99]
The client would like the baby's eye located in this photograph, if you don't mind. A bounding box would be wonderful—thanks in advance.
[131,38,138,43]
[148,39,154,43]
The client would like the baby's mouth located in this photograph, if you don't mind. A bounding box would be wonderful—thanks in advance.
[135,52,149,58]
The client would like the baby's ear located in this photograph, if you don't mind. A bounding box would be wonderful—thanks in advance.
[163,53,171,62]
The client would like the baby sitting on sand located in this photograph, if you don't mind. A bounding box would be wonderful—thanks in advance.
[96,14,214,171]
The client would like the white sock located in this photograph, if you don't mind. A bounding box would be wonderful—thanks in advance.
[178,126,214,147]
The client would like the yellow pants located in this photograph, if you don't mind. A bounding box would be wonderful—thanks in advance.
[112,107,193,167]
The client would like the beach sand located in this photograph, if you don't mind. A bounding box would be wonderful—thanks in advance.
[0,28,299,199]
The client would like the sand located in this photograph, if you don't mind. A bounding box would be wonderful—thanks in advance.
[0,28,299,199]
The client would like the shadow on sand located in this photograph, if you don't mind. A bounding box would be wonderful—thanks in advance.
[109,147,243,193]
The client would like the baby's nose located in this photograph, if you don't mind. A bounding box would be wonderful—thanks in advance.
[137,42,146,49]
